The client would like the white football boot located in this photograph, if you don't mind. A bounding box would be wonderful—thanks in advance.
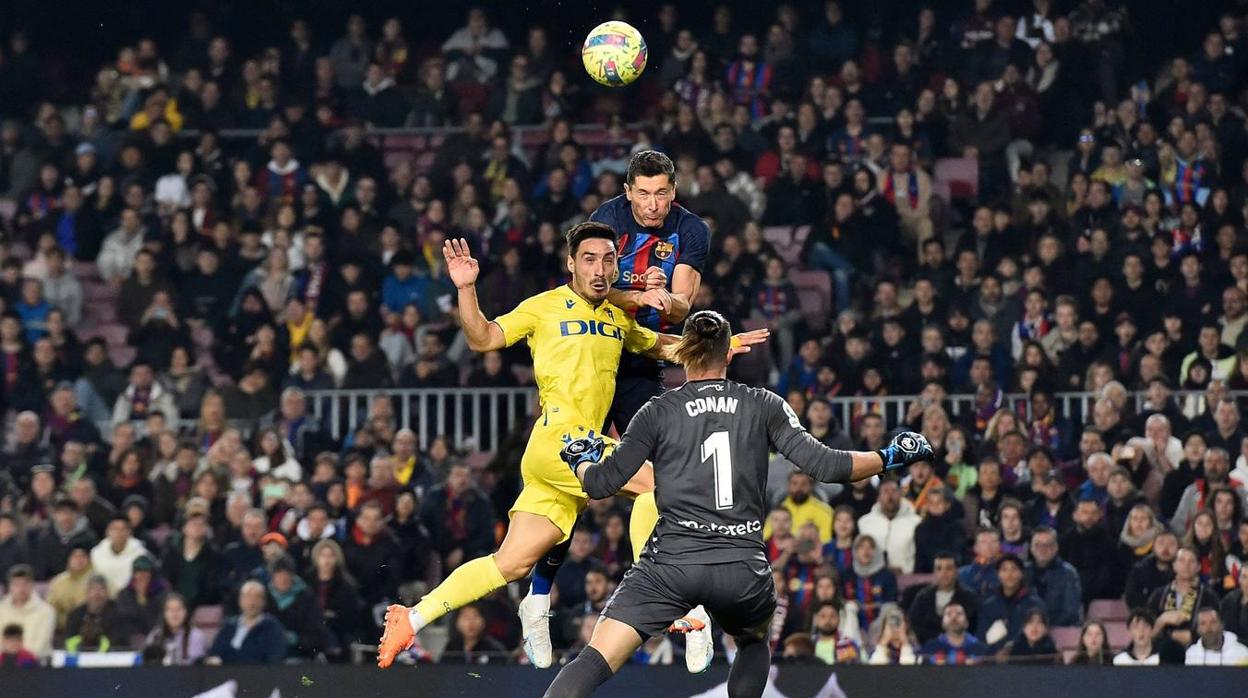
[518,593,554,668]
[670,604,713,673]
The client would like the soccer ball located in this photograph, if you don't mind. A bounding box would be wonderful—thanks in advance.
[581,21,647,87]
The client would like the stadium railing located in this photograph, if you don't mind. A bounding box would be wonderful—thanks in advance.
[159,116,899,178]
[293,387,1237,450]
[133,388,1236,451]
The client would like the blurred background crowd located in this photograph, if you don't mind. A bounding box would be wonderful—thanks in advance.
[1,0,1248,671]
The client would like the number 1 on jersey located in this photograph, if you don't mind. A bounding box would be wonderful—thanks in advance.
[702,431,733,510]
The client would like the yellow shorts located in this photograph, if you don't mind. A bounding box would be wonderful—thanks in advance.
[508,422,617,543]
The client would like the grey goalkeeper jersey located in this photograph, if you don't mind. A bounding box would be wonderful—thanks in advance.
[582,379,857,565]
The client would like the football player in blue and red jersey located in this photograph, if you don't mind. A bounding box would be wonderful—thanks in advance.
[593,149,715,671]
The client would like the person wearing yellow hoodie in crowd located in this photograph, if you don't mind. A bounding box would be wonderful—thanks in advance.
[128,87,184,132]
[46,543,93,631]
[763,471,835,543]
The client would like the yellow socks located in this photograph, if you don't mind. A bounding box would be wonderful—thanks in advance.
[628,491,659,563]
[412,554,508,628]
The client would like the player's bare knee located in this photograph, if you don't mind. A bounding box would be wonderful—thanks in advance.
[492,551,537,582]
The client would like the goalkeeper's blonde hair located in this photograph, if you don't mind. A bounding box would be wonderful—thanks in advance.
[672,310,731,374]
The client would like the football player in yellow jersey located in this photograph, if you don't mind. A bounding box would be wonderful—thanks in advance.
[377,222,767,668]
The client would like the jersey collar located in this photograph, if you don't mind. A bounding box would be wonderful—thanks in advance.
[561,284,607,310]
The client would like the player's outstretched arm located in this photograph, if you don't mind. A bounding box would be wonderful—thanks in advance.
[641,328,769,362]
[766,393,932,482]
[444,238,506,352]
[786,431,932,483]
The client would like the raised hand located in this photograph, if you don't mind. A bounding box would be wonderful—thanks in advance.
[637,288,673,313]
[641,266,668,290]
[727,328,770,362]
[442,238,480,289]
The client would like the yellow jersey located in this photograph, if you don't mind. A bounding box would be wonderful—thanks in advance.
[494,285,657,428]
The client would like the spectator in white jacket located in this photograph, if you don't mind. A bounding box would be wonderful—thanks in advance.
[1128,414,1184,476]
[0,565,55,659]
[96,208,147,284]
[441,8,509,85]
[1113,608,1162,665]
[89,516,149,596]
[857,479,921,574]
[1186,607,1248,665]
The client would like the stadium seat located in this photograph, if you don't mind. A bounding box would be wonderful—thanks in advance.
[761,225,811,268]
[788,269,832,333]
[519,129,548,150]
[72,260,99,280]
[934,157,978,201]
[83,279,119,301]
[84,300,119,325]
[86,322,129,348]
[1088,599,1129,623]
[1105,621,1129,650]
[109,345,137,369]
[1050,626,1082,652]
[192,605,223,629]
[895,573,935,591]
[452,83,489,117]
[761,226,793,250]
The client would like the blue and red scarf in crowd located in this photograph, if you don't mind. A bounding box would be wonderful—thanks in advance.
[881,169,920,210]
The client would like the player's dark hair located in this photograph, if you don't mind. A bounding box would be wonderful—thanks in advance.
[626,150,676,186]
[673,310,732,374]
[565,221,618,255]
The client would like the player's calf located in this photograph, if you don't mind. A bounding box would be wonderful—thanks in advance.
[726,633,771,698]
[541,646,615,698]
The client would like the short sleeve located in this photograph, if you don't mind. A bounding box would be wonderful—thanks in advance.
[492,295,541,347]
[676,211,710,273]
[622,318,658,355]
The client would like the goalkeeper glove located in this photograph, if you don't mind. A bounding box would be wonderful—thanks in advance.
[561,431,606,474]
[876,431,933,473]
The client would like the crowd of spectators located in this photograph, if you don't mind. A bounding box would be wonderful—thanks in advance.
[0,0,1247,669]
